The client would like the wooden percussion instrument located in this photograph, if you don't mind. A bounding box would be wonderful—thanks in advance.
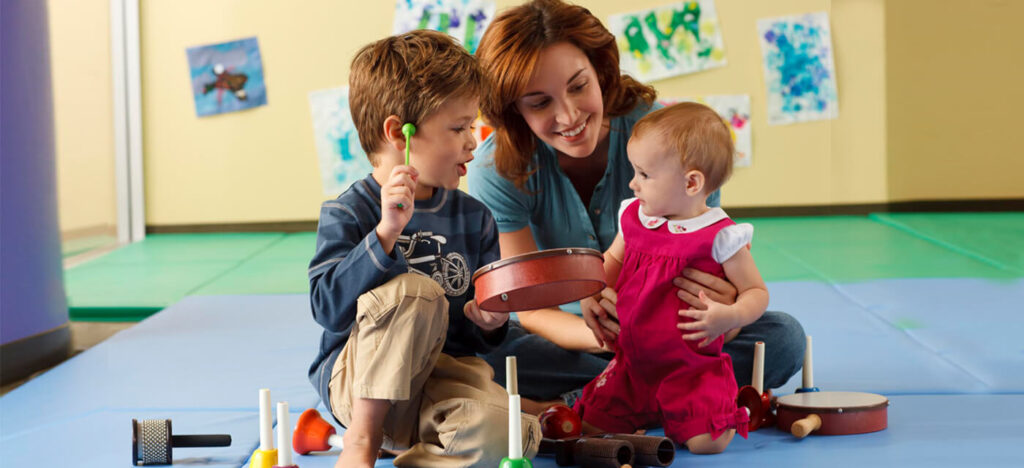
[473,248,605,312]
[776,391,889,437]
[775,335,889,437]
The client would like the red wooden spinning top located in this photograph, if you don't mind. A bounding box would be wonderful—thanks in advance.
[736,341,774,431]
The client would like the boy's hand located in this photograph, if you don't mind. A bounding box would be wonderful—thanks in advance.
[677,290,739,348]
[581,287,619,349]
[464,299,507,332]
[377,165,418,239]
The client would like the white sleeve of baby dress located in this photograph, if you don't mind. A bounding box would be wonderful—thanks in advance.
[712,223,754,264]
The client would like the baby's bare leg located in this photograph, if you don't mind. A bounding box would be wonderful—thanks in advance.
[685,429,735,455]
[335,398,389,468]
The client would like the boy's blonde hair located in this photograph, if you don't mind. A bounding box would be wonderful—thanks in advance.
[349,30,486,162]
[633,102,734,193]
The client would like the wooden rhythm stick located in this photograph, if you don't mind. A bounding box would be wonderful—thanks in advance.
[500,356,533,467]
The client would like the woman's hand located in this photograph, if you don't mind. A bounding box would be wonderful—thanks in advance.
[464,299,508,332]
[673,268,738,307]
[677,291,740,348]
[580,287,619,350]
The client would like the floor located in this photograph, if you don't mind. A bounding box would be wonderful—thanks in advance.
[3,212,1021,466]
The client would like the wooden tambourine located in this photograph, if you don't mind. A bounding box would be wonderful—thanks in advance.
[775,391,889,438]
[472,248,605,312]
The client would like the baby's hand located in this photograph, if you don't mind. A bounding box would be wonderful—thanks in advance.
[677,290,739,348]
[464,299,507,332]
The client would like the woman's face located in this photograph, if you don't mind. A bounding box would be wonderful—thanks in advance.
[515,42,607,158]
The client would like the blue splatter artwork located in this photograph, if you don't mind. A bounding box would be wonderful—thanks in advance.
[393,0,496,54]
[757,12,838,125]
[308,86,372,195]
[186,37,267,117]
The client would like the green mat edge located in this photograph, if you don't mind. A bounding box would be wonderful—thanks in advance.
[69,306,163,322]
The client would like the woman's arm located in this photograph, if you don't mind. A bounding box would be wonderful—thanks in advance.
[581,233,625,348]
[499,227,607,352]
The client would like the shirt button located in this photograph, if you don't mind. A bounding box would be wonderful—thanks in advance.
[588,235,596,241]
[594,209,602,214]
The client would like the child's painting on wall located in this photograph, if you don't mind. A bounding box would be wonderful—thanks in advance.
[393,0,496,54]
[661,95,752,167]
[186,37,267,117]
[608,1,727,83]
[309,86,372,196]
[757,12,839,125]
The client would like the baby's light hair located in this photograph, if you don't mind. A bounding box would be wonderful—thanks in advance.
[632,102,734,193]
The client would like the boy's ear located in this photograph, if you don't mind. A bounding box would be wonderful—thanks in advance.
[684,169,705,196]
[382,115,407,152]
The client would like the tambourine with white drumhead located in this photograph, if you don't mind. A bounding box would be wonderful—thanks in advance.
[472,248,605,313]
[775,391,889,437]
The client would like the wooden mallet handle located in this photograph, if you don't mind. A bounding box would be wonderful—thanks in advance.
[791,414,822,438]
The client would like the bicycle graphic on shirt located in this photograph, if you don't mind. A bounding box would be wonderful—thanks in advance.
[396,231,470,296]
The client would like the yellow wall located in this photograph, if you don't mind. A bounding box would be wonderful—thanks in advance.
[886,0,1024,201]
[140,0,393,225]
[139,0,887,225]
[48,0,117,235]
[609,0,888,207]
[73,0,1011,226]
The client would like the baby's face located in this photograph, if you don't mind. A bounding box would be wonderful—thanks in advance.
[626,132,698,220]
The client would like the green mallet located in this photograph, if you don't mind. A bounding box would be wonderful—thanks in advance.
[398,123,416,209]
[402,123,416,165]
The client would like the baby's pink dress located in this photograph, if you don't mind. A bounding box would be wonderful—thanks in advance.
[575,198,750,443]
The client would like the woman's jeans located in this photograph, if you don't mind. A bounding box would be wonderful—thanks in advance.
[482,311,806,405]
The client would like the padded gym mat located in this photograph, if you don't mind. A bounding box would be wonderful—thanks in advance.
[7,275,1024,466]
[61,214,1024,321]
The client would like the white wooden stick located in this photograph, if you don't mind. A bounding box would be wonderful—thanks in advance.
[506,356,518,395]
[803,335,814,389]
[509,394,523,459]
[752,341,765,395]
[276,402,292,465]
[506,355,521,459]
[259,388,274,451]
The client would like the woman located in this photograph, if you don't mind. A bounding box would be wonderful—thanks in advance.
[468,0,804,412]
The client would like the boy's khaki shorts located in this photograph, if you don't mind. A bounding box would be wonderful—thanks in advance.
[328,273,540,467]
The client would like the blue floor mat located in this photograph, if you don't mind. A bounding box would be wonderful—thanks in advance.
[4,278,1024,467]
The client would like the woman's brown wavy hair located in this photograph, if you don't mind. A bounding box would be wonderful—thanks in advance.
[476,0,656,189]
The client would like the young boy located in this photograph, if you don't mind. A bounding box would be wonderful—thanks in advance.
[307,31,541,468]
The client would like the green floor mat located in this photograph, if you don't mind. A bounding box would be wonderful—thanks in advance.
[870,213,1024,274]
[65,262,237,320]
[739,216,1019,282]
[95,233,284,264]
[193,258,311,295]
[64,233,288,321]
[245,232,317,261]
[63,214,1024,322]
[746,244,819,282]
[190,233,315,295]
